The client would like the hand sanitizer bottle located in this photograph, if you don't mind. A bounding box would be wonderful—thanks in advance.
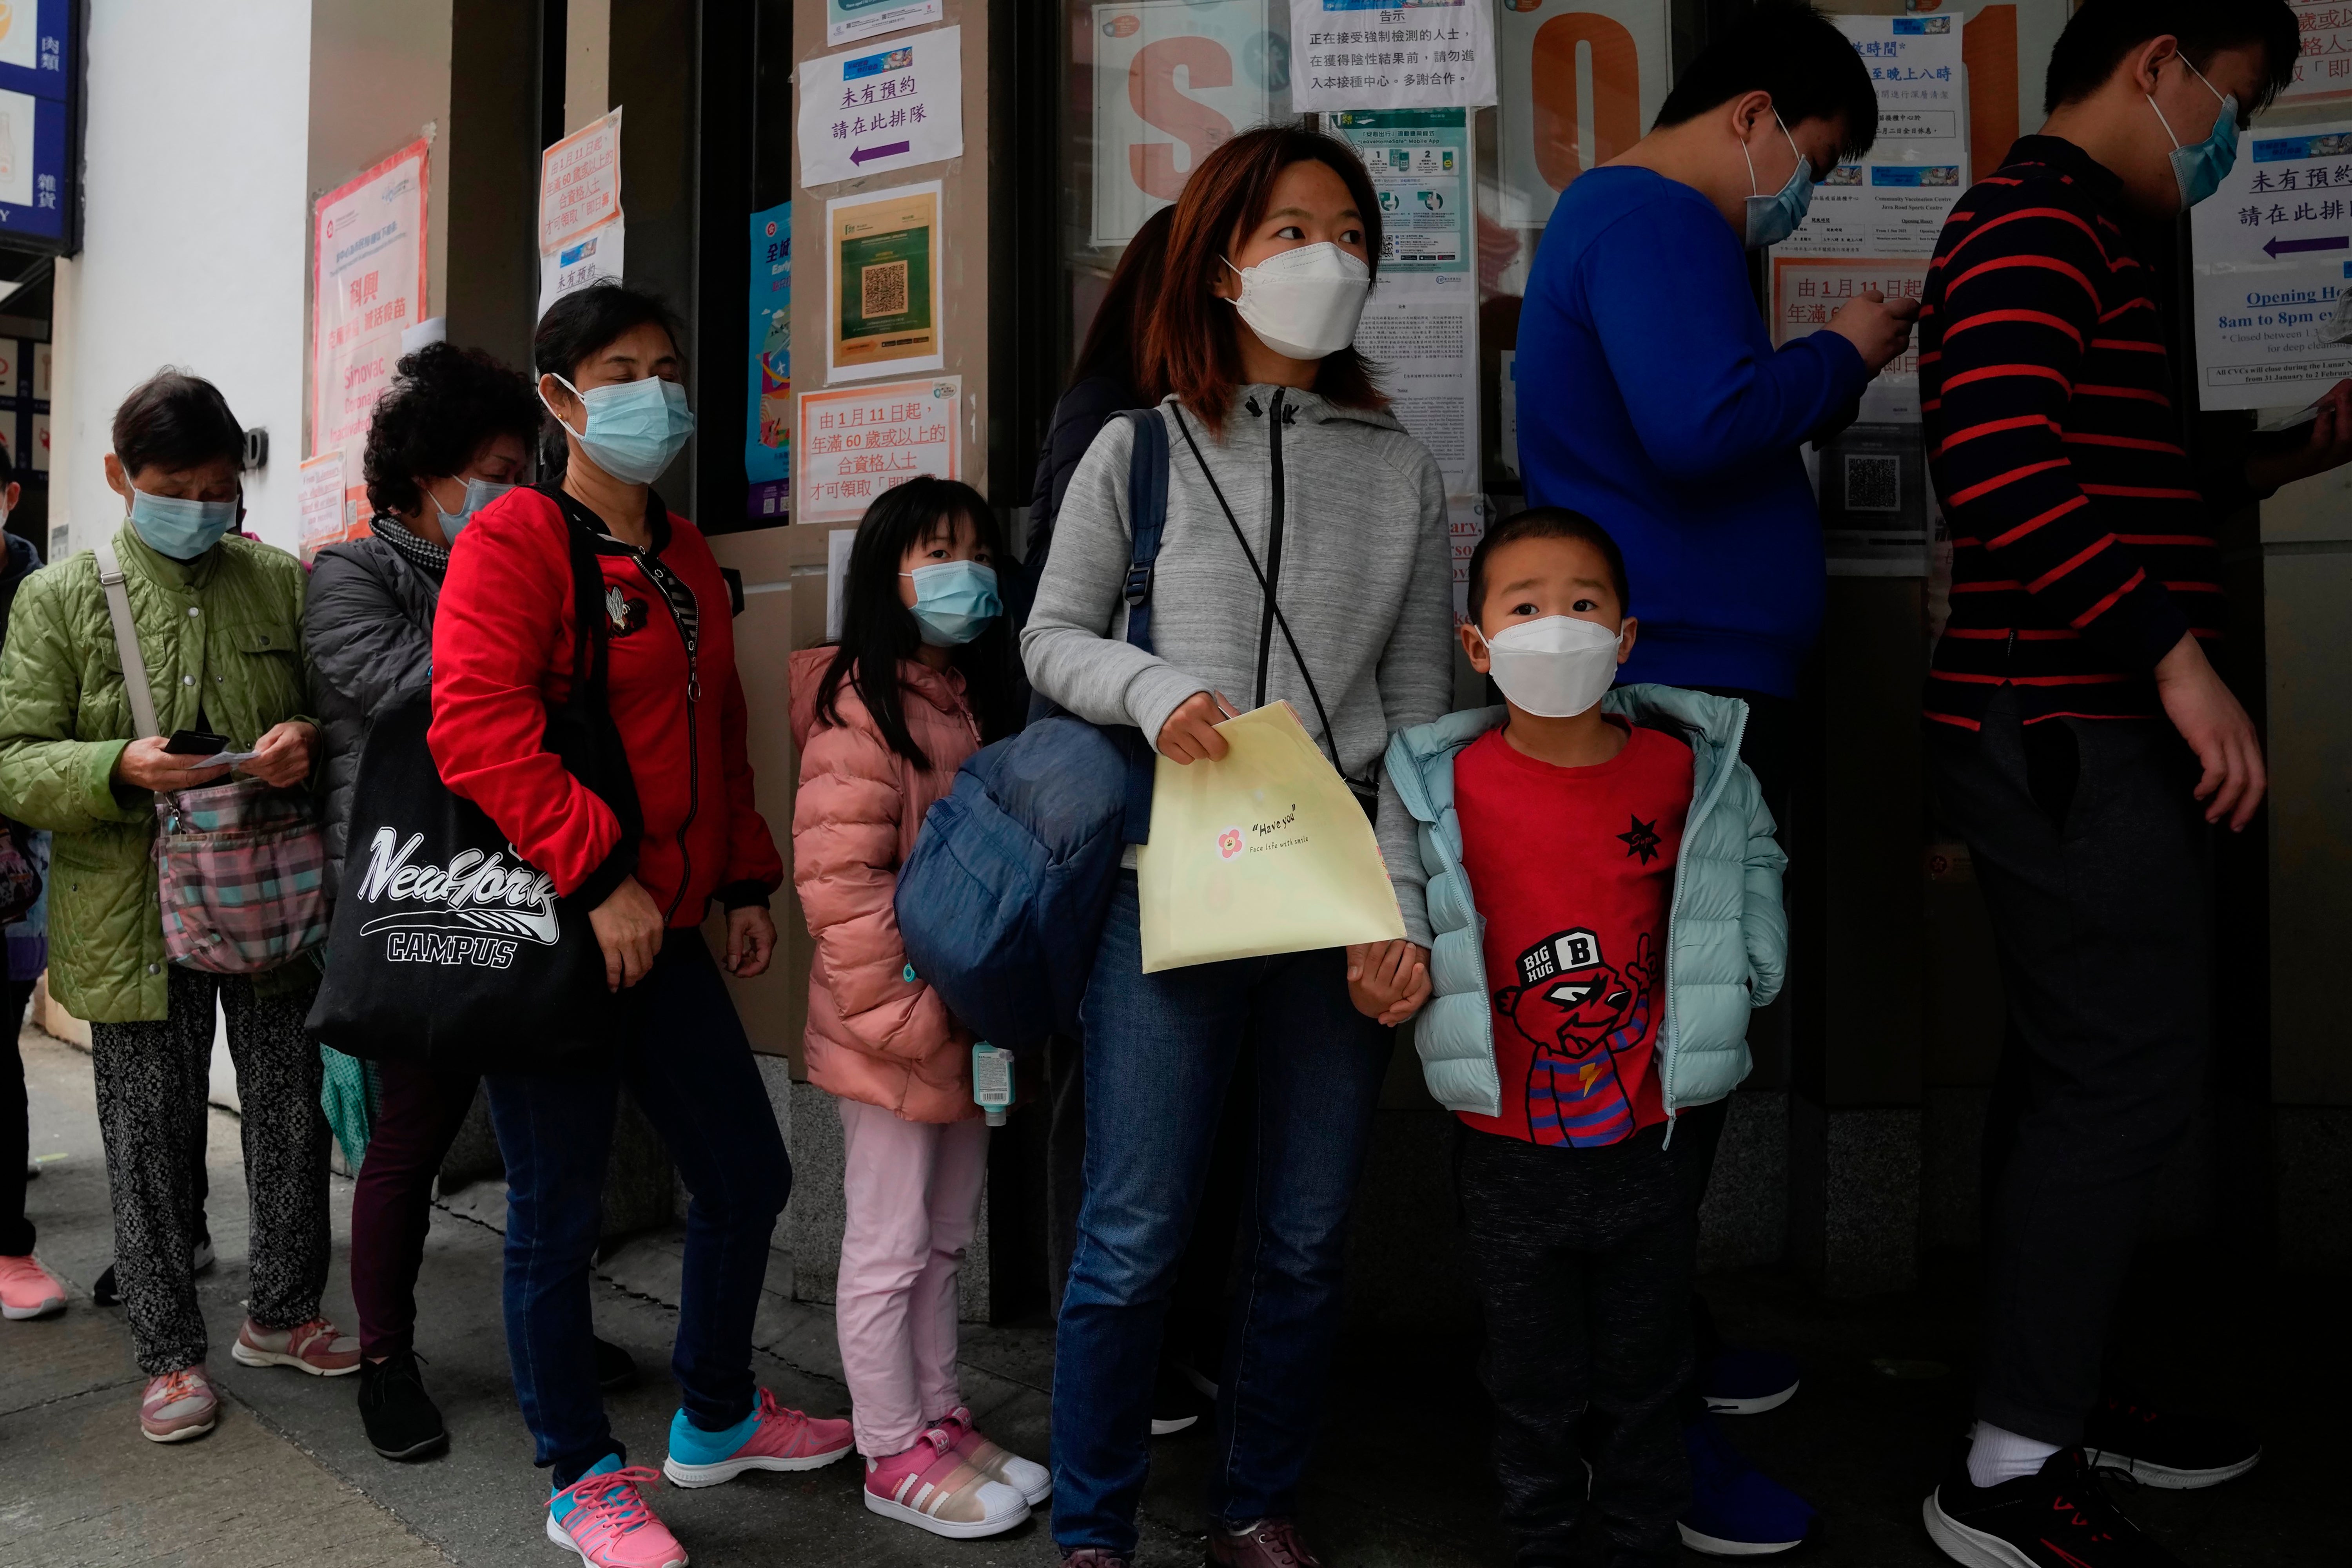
[971,1042,1014,1128]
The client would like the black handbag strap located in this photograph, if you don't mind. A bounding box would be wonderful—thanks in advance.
[1169,404,1372,798]
[1117,410,1171,844]
[537,483,617,713]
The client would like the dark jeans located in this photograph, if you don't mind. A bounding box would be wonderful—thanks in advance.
[1927,692,2210,1446]
[1047,1027,1251,1379]
[1051,875,1392,1554]
[1459,1124,1693,1567]
[3,976,34,1256]
[351,1055,481,1360]
[485,929,791,1487]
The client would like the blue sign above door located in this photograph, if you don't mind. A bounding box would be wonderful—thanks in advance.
[0,0,76,250]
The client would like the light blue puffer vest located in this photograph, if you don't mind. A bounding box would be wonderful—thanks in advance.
[1383,685,1788,1124]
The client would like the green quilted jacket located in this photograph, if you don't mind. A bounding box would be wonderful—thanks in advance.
[0,522,315,1022]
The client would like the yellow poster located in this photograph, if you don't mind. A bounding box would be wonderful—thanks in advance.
[827,181,944,382]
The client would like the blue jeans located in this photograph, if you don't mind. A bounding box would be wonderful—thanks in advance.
[484,929,791,1487]
[1052,875,1392,1553]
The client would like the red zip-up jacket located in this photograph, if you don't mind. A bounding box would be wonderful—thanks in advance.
[428,485,783,926]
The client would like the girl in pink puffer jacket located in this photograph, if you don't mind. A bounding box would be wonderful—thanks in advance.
[788,479,1048,1541]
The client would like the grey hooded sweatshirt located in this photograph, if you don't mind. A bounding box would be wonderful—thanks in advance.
[1022,384,1454,945]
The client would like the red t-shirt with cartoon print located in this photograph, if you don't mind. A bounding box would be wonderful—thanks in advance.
[1452,721,1691,1147]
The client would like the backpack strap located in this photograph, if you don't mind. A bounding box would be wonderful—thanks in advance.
[1118,408,1171,844]
[93,539,162,740]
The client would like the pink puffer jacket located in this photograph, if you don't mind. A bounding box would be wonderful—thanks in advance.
[789,648,984,1123]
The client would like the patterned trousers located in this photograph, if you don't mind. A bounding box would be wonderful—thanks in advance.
[89,968,329,1375]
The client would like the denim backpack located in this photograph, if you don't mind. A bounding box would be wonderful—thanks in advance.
[893,410,1168,1045]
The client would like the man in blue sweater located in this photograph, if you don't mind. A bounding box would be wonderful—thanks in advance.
[1514,4,1916,1558]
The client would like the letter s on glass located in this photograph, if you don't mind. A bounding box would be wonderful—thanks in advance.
[1129,37,1234,202]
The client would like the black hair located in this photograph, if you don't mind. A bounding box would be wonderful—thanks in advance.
[1071,205,1176,393]
[531,281,689,475]
[361,343,543,518]
[1655,1,1880,160]
[815,477,1019,770]
[1467,507,1631,626]
[2045,0,2299,116]
[111,368,244,478]
[0,438,16,488]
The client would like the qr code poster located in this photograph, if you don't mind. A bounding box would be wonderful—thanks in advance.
[828,180,944,383]
[1769,257,1929,423]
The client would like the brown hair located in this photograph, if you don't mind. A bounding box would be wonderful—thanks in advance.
[1137,125,1387,430]
[1071,205,1176,393]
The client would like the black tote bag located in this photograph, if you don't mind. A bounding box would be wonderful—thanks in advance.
[306,508,643,1070]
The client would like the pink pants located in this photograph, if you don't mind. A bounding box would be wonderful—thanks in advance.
[835,1096,989,1457]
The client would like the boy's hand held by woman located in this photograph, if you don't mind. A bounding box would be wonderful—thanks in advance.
[1348,938,1430,1025]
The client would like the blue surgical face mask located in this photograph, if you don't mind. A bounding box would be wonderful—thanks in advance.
[1742,114,1817,250]
[433,476,515,542]
[2149,59,2239,211]
[543,373,695,485]
[127,486,239,561]
[901,560,1002,647]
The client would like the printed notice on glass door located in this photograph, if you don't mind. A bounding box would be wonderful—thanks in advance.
[745,200,792,521]
[1327,109,1470,276]
[2285,1,2352,104]
[2190,123,2352,410]
[797,376,962,524]
[1091,0,1281,247]
[1356,292,1479,498]
[828,0,941,47]
[1771,258,1928,423]
[798,26,964,188]
[1780,16,1966,259]
[539,107,625,316]
[1289,0,1494,112]
[313,138,430,463]
[828,181,943,382]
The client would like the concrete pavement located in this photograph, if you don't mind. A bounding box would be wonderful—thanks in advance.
[3,1021,2339,1566]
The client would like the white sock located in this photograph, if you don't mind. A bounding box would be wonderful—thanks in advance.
[1967,1421,2061,1488]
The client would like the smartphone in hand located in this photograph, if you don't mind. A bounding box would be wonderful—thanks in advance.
[163,729,230,757]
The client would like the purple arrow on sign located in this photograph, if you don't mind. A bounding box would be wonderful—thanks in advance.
[2263,233,2350,258]
[851,141,910,166]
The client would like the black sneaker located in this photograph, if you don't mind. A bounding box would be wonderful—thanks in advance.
[2082,1394,2260,1490]
[593,1336,637,1392]
[1150,1360,1207,1437]
[358,1349,447,1461]
[1924,1445,2181,1566]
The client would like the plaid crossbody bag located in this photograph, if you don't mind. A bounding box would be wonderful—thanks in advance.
[95,540,328,973]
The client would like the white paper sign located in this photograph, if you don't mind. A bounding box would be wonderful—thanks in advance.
[312,140,429,462]
[1356,286,1479,498]
[1494,0,1672,227]
[2191,123,2352,410]
[826,527,855,640]
[2285,0,2352,103]
[1091,0,1279,247]
[1289,0,1495,111]
[539,108,626,315]
[1780,16,1967,259]
[829,0,942,47]
[798,26,965,188]
[297,451,350,562]
[795,375,963,523]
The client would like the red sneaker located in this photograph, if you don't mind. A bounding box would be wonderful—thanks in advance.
[547,1458,688,1568]
[0,1253,66,1320]
[232,1315,361,1376]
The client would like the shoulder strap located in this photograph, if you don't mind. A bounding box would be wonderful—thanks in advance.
[1119,408,1170,656]
[92,540,162,740]
[535,483,613,705]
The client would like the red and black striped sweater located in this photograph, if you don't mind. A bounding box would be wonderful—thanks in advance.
[1920,135,2250,730]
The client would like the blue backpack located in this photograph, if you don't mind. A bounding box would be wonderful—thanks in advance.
[893,411,1168,1046]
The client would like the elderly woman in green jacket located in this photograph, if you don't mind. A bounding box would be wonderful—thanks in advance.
[0,369,357,1446]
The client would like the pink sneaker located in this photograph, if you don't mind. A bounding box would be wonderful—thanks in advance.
[660,1386,854,1487]
[231,1315,361,1376]
[0,1254,66,1320]
[862,1426,1030,1539]
[140,1365,219,1443]
[935,1404,1051,1505]
[547,1458,688,1568]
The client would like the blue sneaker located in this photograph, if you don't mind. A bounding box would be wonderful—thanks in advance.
[1702,1346,1802,1416]
[1681,1415,1817,1557]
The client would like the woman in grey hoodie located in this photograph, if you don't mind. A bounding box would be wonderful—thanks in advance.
[1022,126,1454,1568]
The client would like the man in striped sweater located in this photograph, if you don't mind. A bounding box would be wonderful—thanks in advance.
[1918,4,2352,1566]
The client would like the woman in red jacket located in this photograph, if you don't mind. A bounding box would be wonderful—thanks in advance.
[428,283,850,1567]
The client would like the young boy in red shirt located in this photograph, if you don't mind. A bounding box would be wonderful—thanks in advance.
[1376,509,1788,1563]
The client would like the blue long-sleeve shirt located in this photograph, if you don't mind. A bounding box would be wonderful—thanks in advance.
[1515,167,1870,699]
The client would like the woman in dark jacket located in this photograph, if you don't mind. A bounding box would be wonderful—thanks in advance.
[303,342,555,1462]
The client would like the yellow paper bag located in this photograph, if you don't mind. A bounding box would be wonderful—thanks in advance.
[1136,702,1406,973]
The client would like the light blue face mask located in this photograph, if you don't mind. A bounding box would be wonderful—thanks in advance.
[902,560,1002,647]
[432,476,516,542]
[544,373,696,484]
[128,487,239,561]
[2149,59,2239,211]
[1742,114,1817,250]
